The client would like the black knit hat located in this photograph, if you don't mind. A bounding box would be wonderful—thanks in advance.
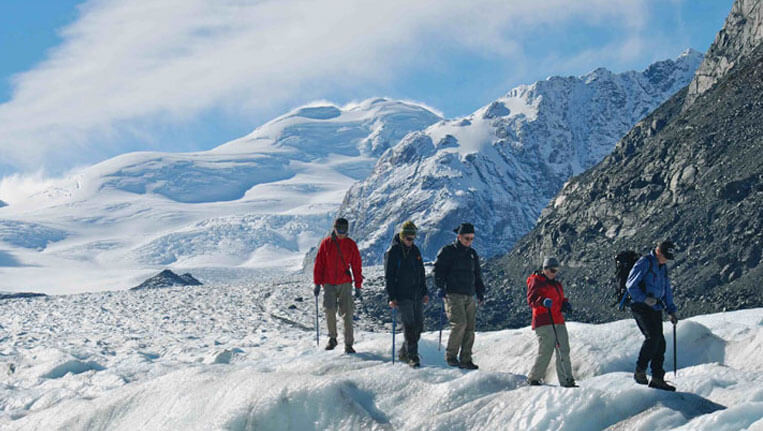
[334,217,349,234]
[453,223,475,235]
[658,240,676,260]
[543,256,560,269]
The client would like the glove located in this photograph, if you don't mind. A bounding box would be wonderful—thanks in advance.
[644,296,658,307]
[313,284,321,297]
[438,289,446,299]
[477,293,485,303]
[542,298,553,308]
[669,313,678,325]
[354,287,361,299]
[562,301,572,313]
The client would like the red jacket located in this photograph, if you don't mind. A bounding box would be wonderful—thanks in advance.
[314,235,363,288]
[527,272,567,329]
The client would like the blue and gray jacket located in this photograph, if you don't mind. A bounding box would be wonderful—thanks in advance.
[626,251,677,313]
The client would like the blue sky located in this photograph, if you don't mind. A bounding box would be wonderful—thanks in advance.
[0,0,733,177]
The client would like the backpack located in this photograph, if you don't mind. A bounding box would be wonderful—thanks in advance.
[615,250,652,310]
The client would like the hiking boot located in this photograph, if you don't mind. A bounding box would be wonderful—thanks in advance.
[634,368,648,385]
[648,376,676,392]
[344,345,356,354]
[408,355,420,368]
[528,379,542,386]
[561,381,579,388]
[446,356,460,367]
[325,337,338,351]
[459,361,479,370]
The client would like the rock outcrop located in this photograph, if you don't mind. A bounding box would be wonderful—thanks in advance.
[684,0,763,109]
[130,269,203,291]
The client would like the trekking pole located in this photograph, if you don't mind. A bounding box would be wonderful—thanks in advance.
[315,294,320,347]
[673,321,677,379]
[547,308,563,359]
[438,299,444,351]
[392,308,397,364]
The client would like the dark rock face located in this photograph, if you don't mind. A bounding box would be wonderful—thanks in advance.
[684,0,763,108]
[130,269,203,291]
[482,4,763,328]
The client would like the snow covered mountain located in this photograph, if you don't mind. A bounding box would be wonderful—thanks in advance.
[485,0,763,325]
[0,99,441,293]
[337,51,703,263]
[0,276,761,430]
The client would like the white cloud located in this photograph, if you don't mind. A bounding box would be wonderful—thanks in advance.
[0,0,649,173]
[0,170,63,206]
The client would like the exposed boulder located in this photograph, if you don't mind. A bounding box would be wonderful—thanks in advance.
[130,269,203,291]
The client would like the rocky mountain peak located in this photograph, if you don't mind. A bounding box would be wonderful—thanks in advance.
[483,4,763,328]
[336,52,702,265]
[684,0,763,108]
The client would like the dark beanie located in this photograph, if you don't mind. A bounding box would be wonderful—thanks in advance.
[453,223,475,235]
[658,240,676,260]
[334,217,349,233]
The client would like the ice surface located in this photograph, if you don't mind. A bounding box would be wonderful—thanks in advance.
[0,278,760,430]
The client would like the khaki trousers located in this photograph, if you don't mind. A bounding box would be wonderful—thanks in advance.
[528,323,574,385]
[323,283,354,346]
[444,293,476,362]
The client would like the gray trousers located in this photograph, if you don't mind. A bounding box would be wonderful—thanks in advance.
[323,283,354,346]
[444,293,476,363]
[528,323,574,385]
[398,299,424,358]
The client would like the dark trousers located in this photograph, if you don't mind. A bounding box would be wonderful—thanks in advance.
[631,303,666,378]
[398,299,424,357]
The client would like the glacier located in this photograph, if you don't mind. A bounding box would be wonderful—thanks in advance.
[0,275,760,430]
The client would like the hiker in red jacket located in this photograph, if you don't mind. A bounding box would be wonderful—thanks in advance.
[313,218,363,353]
[526,257,576,387]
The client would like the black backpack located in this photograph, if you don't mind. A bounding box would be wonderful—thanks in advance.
[615,250,652,310]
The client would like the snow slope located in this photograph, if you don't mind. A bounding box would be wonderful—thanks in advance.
[1,274,760,430]
[0,99,441,294]
[338,50,704,263]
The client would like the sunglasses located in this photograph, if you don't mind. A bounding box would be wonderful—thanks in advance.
[403,236,415,241]
[462,235,475,241]
[335,229,348,235]
[548,267,559,273]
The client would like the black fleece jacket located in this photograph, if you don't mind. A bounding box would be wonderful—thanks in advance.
[384,235,428,301]
[434,240,485,300]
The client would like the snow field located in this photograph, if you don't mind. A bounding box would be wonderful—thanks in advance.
[0,278,761,430]
[0,99,441,294]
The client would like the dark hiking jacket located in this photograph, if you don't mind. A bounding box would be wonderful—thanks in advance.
[384,235,427,301]
[433,240,485,299]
